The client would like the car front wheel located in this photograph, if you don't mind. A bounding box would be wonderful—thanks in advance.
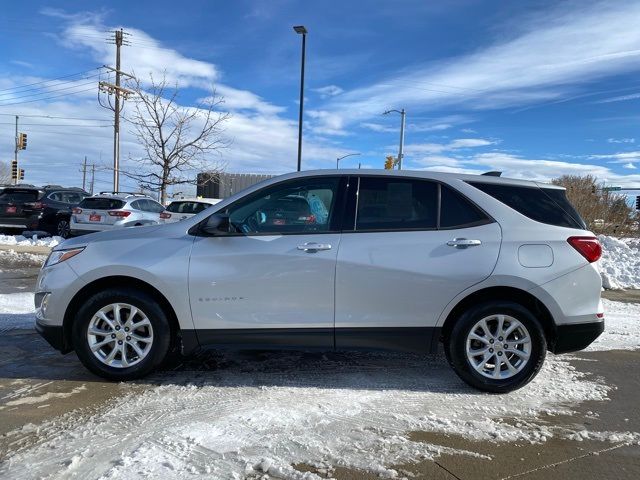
[56,218,71,238]
[72,288,171,381]
[445,301,546,393]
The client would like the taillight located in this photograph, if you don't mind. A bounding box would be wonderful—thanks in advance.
[567,236,602,263]
[159,211,171,219]
[72,207,82,214]
[107,210,131,217]
[26,202,44,209]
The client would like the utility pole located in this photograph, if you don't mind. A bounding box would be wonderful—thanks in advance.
[99,29,134,193]
[82,156,88,190]
[13,116,18,185]
[293,25,308,172]
[90,163,96,194]
[383,108,406,170]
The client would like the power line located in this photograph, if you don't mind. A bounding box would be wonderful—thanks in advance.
[0,72,105,97]
[0,86,97,106]
[0,122,111,127]
[0,80,98,102]
[0,113,112,121]
[0,68,103,93]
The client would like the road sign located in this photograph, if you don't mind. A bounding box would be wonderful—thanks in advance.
[602,186,622,191]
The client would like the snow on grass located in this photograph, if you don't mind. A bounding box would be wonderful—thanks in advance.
[0,292,34,331]
[598,235,640,290]
[0,234,62,248]
[587,299,640,351]
[0,352,614,479]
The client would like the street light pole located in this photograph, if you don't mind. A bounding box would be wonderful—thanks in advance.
[336,152,361,169]
[383,108,406,170]
[293,25,308,172]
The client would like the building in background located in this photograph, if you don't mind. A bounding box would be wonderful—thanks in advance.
[197,172,274,199]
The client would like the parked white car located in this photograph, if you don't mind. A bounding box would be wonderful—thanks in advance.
[160,197,221,223]
[70,193,165,236]
[36,170,604,392]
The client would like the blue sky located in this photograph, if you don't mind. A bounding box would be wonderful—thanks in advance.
[2,0,640,196]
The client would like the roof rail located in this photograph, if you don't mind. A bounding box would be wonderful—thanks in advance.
[481,171,502,177]
[98,191,147,196]
[42,184,64,189]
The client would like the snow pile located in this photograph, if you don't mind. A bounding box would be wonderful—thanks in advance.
[587,299,640,351]
[0,234,62,248]
[0,292,35,331]
[0,249,47,269]
[0,352,614,479]
[598,235,640,290]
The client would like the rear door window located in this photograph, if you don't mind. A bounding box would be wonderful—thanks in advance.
[468,182,585,229]
[355,177,438,231]
[440,184,490,229]
[79,197,125,210]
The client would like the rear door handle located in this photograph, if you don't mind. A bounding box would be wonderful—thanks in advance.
[447,238,482,248]
[297,242,332,252]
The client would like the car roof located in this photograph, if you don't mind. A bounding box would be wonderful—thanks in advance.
[91,192,157,200]
[270,169,565,190]
[168,197,221,204]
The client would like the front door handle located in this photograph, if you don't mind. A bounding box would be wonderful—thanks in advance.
[297,242,332,252]
[447,238,482,248]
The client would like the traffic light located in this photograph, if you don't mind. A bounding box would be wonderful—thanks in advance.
[384,155,395,170]
[17,133,27,150]
[10,160,18,180]
[19,169,24,181]
[636,195,640,211]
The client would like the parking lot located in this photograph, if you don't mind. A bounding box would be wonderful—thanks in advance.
[0,250,638,479]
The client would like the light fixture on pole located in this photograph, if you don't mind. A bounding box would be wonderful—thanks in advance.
[336,152,361,169]
[293,25,308,172]
[383,108,406,170]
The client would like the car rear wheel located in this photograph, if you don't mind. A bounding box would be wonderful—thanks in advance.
[444,301,546,393]
[72,288,171,381]
[56,218,71,238]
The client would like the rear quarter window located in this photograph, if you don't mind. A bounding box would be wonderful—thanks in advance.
[468,182,586,229]
[79,198,125,210]
[0,190,39,203]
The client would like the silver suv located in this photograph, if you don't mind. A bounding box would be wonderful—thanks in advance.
[69,193,165,236]
[35,170,604,392]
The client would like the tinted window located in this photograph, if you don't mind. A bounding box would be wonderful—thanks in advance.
[468,182,585,229]
[226,177,340,234]
[168,201,202,214]
[146,200,165,213]
[80,197,125,210]
[0,189,39,203]
[440,185,489,228]
[49,191,87,204]
[193,202,212,214]
[356,178,437,231]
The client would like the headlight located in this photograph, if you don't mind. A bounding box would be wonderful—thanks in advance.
[44,247,85,268]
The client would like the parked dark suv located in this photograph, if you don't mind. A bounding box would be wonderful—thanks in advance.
[0,185,89,237]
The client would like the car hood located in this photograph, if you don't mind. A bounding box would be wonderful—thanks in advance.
[55,224,166,250]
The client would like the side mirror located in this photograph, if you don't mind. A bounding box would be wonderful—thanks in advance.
[201,214,231,235]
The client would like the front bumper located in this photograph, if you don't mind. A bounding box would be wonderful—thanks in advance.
[551,320,604,354]
[35,319,70,353]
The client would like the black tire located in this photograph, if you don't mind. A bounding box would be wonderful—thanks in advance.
[444,301,546,393]
[56,218,71,238]
[72,288,172,381]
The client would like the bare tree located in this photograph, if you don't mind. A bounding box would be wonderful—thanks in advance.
[123,74,230,203]
[552,174,636,235]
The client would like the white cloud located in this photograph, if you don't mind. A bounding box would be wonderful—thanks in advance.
[312,85,344,98]
[323,1,640,122]
[623,162,636,169]
[607,137,635,144]
[595,92,640,104]
[403,138,496,155]
[306,110,348,136]
[590,151,640,162]
[199,86,285,116]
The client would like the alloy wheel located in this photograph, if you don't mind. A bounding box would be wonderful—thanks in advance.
[465,314,532,380]
[87,303,154,368]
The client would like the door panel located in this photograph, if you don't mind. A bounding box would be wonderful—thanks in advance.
[188,233,340,346]
[335,223,501,331]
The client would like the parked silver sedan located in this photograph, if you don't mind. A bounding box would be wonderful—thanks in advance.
[160,197,221,223]
[70,193,165,236]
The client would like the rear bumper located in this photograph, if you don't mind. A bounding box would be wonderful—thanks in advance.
[551,320,604,354]
[35,319,70,353]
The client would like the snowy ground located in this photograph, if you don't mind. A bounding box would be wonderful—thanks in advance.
[598,235,640,290]
[0,235,62,249]
[0,292,639,478]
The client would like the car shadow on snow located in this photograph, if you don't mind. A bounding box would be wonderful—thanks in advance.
[0,328,477,394]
